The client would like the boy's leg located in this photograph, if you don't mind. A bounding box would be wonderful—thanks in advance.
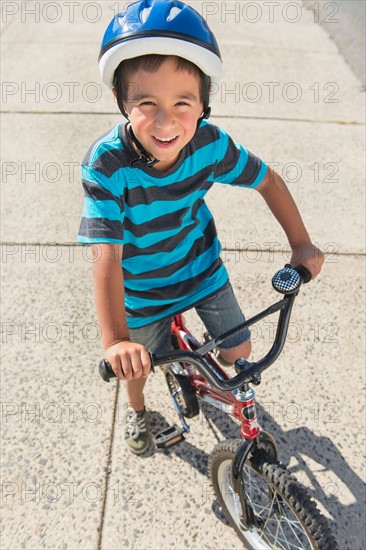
[127,316,172,410]
[125,377,147,412]
[122,317,172,454]
[195,282,251,364]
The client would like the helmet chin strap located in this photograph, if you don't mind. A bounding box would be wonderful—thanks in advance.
[197,106,211,127]
[126,124,160,168]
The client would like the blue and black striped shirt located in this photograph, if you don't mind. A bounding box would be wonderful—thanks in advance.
[78,120,267,327]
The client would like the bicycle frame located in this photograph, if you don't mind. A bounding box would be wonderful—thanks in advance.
[171,314,261,440]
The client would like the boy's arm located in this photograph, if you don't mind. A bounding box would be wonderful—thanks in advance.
[92,243,151,380]
[256,168,324,278]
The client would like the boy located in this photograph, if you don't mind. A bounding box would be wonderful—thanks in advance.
[78,0,324,454]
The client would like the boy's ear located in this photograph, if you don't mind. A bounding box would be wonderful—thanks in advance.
[112,89,119,106]
[112,88,129,119]
[112,83,130,119]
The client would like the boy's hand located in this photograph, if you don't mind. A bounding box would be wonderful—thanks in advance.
[105,341,151,381]
[290,242,324,279]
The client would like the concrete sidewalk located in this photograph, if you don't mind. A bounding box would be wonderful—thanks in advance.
[1,1,365,549]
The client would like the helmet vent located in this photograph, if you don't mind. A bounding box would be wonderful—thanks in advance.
[140,7,152,24]
[167,6,182,21]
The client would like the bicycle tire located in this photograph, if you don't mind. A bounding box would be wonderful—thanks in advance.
[209,439,338,550]
[165,369,200,418]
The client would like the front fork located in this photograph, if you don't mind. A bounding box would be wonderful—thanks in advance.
[231,432,278,529]
[231,438,258,527]
[231,385,278,528]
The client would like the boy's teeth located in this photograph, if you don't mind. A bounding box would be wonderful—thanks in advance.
[155,136,176,142]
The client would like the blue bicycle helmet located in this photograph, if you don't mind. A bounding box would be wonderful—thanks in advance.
[99,0,222,95]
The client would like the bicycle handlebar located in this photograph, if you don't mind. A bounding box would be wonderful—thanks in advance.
[99,265,311,390]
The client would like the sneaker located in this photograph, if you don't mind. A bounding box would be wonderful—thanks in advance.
[123,407,150,454]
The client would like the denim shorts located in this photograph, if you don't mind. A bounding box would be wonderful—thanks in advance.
[129,283,250,354]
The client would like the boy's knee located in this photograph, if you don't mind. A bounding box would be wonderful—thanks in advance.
[219,340,251,363]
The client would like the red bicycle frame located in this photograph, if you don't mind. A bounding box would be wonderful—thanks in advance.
[171,314,260,440]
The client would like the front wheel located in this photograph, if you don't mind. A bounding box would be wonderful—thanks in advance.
[209,439,338,550]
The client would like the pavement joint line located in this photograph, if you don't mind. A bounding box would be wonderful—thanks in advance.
[0,111,364,126]
[96,378,120,550]
[0,243,364,257]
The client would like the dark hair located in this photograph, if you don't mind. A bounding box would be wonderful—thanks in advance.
[113,54,210,117]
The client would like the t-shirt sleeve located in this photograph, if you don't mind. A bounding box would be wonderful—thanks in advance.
[212,125,267,188]
[77,162,126,245]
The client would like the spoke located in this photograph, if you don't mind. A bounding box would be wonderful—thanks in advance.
[268,526,307,550]
[253,491,288,550]
[277,517,294,550]
[245,467,272,515]
[261,517,309,550]
[267,494,290,550]
[238,464,312,550]
[272,510,287,550]
[264,495,302,550]
[277,500,309,548]
[252,503,271,517]
[261,490,277,529]
[260,525,281,549]
[257,494,309,550]
[278,516,309,549]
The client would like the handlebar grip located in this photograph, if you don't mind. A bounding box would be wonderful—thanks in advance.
[99,359,115,382]
[99,352,155,383]
[294,265,312,284]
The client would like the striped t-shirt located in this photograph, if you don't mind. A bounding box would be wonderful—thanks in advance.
[78,120,267,328]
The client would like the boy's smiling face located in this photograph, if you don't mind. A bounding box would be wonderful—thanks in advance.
[123,57,204,171]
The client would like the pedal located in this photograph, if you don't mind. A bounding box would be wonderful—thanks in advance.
[153,424,186,449]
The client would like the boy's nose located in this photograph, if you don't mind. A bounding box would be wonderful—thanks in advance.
[155,108,175,128]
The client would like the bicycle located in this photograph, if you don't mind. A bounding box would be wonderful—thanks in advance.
[99,266,338,550]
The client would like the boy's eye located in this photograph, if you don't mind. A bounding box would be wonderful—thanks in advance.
[140,101,155,106]
[176,101,190,107]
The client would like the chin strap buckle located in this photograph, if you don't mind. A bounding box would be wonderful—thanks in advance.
[130,156,159,168]
[127,124,159,168]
